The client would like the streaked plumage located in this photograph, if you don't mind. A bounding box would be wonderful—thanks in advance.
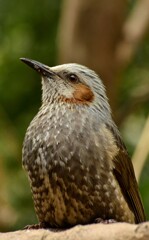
[21,58,146,228]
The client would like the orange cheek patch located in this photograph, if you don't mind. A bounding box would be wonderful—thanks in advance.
[59,83,94,105]
[73,83,94,103]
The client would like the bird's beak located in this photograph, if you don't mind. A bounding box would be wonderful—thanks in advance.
[20,58,55,77]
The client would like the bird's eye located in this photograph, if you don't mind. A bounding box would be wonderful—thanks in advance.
[67,74,79,83]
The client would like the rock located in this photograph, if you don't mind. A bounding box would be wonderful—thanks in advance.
[0,222,149,240]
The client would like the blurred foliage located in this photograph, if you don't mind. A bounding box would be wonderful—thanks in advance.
[0,0,62,231]
[120,32,149,220]
[0,0,148,232]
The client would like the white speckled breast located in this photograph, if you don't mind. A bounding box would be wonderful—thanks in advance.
[22,103,135,227]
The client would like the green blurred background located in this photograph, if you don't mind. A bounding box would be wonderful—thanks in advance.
[0,0,148,231]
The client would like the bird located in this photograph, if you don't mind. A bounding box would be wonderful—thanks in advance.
[20,57,146,229]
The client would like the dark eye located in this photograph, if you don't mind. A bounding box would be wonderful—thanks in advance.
[67,74,79,83]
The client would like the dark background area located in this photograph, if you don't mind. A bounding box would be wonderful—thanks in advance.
[0,0,148,231]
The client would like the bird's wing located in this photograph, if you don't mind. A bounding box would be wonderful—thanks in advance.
[106,123,146,223]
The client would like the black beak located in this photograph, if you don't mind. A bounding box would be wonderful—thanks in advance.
[20,58,55,77]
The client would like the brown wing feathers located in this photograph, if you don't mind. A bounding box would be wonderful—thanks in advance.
[107,124,146,223]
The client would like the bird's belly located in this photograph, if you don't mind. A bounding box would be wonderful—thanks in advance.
[30,165,135,227]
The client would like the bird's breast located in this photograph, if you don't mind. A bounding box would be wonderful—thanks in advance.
[22,106,135,226]
[23,106,117,183]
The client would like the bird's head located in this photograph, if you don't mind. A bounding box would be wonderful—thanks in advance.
[20,58,111,116]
